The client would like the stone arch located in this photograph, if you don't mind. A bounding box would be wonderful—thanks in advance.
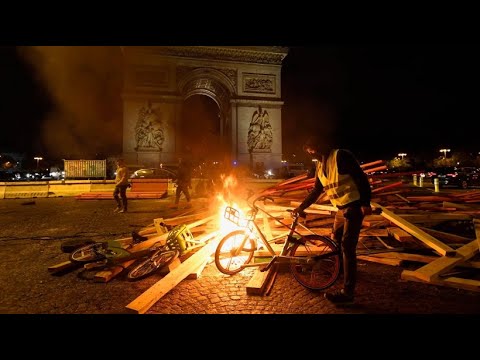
[178,68,234,139]
[121,46,288,170]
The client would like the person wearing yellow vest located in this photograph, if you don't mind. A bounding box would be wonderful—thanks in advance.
[293,136,372,305]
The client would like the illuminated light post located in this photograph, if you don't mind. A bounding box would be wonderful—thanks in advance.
[398,153,407,160]
[34,156,43,169]
[439,149,450,159]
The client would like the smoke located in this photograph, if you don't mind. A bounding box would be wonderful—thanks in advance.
[17,46,123,159]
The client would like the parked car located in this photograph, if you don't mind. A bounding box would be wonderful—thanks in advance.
[130,167,177,179]
[430,166,480,189]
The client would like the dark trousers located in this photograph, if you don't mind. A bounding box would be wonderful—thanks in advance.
[113,185,128,210]
[175,184,191,205]
[332,204,364,296]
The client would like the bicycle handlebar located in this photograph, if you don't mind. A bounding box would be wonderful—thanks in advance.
[251,195,274,210]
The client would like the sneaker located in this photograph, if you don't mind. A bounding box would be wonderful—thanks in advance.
[169,205,178,209]
[118,209,127,213]
[185,203,192,209]
[324,289,354,305]
[113,207,121,213]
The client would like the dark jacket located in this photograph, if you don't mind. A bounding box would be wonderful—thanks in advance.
[176,160,192,187]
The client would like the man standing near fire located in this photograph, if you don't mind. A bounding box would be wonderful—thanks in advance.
[113,158,129,213]
[293,136,372,305]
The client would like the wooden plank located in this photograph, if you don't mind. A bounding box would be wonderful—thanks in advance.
[246,268,271,295]
[359,229,389,237]
[154,218,168,235]
[125,235,220,314]
[94,260,136,283]
[129,215,217,252]
[159,258,182,275]
[357,255,403,266]
[395,193,411,203]
[440,277,480,292]
[475,219,480,251]
[419,226,473,244]
[262,212,273,241]
[48,260,80,274]
[397,213,472,222]
[372,202,456,257]
[401,240,479,282]
[402,271,480,292]
[371,251,480,269]
[185,258,209,280]
[387,227,416,242]
[442,201,476,210]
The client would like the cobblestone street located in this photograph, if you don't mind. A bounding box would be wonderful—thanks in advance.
[1,197,480,315]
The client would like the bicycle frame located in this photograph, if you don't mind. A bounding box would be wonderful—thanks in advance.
[215,196,342,290]
[222,198,339,270]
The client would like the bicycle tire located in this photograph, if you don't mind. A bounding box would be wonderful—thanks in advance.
[289,235,341,290]
[69,243,107,264]
[214,230,256,275]
[127,249,179,281]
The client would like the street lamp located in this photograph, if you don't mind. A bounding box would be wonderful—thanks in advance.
[439,149,450,158]
[398,153,407,159]
[34,156,43,168]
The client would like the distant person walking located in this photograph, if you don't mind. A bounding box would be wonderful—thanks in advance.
[172,157,192,209]
[113,158,130,213]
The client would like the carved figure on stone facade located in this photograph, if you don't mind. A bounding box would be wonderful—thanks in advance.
[134,102,165,151]
[247,106,273,152]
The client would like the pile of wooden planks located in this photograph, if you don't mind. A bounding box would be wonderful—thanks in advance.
[49,160,480,313]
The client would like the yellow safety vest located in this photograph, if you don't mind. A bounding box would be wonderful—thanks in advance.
[317,149,360,207]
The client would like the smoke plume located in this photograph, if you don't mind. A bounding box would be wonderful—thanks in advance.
[18,46,123,159]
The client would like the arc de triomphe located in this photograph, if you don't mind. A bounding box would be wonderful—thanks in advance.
[121,46,289,172]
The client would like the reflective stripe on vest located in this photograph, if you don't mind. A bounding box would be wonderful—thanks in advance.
[317,149,360,207]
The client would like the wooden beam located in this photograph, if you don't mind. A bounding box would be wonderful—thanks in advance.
[475,219,480,251]
[401,272,480,292]
[246,268,272,295]
[400,239,478,282]
[369,251,480,269]
[372,202,456,257]
[125,235,220,314]
[397,213,472,222]
[186,258,209,280]
[357,255,403,266]
[48,260,81,274]
[419,226,473,244]
[94,260,136,283]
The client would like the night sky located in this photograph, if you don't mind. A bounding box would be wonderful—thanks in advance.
[1,45,478,166]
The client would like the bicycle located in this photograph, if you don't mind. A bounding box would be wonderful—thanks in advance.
[214,195,342,290]
[69,228,183,281]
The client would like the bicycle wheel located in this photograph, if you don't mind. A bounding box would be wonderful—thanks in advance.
[289,235,341,290]
[69,243,107,263]
[127,249,179,281]
[215,230,256,275]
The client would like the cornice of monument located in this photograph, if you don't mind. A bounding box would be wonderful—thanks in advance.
[126,46,289,65]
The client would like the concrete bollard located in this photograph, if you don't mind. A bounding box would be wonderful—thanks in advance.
[413,174,418,186]
[419,176,424,187]
[434,178,440,192]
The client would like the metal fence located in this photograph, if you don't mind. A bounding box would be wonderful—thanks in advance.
[64,160,106,179]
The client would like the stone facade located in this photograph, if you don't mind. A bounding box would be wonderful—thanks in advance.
[121,46,288,170]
